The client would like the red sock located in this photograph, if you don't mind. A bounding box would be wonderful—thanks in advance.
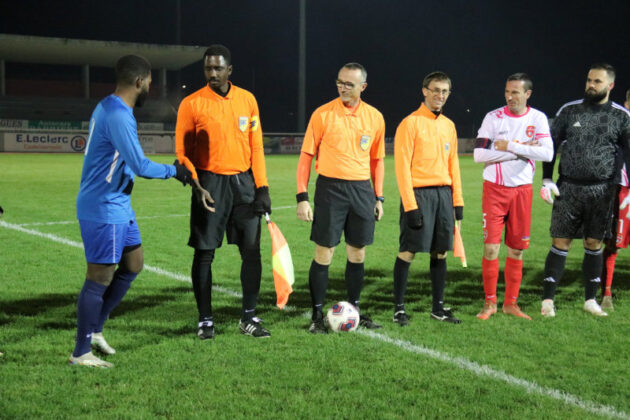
[504,257,523,305]
[482,257,499,304]
[603,249,617,297]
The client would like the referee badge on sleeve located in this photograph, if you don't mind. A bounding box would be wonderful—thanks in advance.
[250,116,260,132]
[360,135,371,151]
[238,117,249,132]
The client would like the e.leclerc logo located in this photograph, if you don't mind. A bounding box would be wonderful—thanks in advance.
[71,135,86,152]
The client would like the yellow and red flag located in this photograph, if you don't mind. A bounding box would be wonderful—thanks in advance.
[265,213,294,309]
[453,221,467,268]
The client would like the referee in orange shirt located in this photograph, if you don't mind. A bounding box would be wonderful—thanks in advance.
[296,62,385,333]
[175,45,272,339]
[392,71,464,325]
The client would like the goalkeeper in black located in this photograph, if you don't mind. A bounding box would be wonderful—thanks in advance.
[539,63,630,317]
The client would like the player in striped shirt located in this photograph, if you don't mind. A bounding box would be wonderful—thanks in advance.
[600,89,630,311]
[474,73,553,320]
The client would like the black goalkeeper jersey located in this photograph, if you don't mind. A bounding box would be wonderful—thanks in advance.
[543,99,630,183]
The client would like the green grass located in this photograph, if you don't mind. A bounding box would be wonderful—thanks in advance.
[1,153,630,419]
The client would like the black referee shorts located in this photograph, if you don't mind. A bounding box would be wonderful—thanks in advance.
[311,175,375,248]
[188,169,260,251]
[550,181,615,240]
[399,186,454,253]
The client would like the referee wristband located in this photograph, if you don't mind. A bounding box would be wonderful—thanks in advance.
[296,192,309,203]
[376,196,385,203]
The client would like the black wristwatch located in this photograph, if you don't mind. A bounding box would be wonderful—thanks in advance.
[376,196,385,203]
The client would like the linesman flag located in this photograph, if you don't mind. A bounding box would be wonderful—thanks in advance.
[264,213,295,309]
[453,221,467,268]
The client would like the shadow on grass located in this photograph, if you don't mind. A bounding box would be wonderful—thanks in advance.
[259,264,606,317]
[0,293,76,323]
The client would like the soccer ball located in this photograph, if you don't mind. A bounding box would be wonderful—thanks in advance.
[326,301,359,332]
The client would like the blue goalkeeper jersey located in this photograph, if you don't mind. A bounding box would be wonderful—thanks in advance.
[76,94,175,224]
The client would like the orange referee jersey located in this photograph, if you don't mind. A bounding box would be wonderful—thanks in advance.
[301,98,385,181]
[175,82,268,187]
[394,103,463,211]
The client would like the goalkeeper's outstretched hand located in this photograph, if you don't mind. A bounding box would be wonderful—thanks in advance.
[540,179,559,204]
[173,160,193,186]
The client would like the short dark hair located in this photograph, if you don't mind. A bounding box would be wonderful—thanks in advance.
[422,71,451,89]
[507,73,533,92]
[115,55,151,86]
[203,44,232,65]
[341,62,367,82]
[590,62,616,81]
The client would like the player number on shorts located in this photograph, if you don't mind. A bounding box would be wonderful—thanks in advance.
[482,212,487,229]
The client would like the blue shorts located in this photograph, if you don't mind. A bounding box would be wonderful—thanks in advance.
[79,218,142,264]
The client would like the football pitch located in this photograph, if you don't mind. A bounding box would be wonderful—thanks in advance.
[1,153,629,419]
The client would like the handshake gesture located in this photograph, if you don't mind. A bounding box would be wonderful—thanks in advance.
[173,160,215,212]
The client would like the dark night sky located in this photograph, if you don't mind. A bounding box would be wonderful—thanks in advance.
[2,0,630,136]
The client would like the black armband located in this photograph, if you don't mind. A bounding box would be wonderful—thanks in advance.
[376,196,385,203]
[474,138,492,150]
[296,192,309,203]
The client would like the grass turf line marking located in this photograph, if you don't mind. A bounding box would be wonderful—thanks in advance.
[2,218,626,418]
[0,220,239,298]
[13,206,295,227]
[359,329,629,420]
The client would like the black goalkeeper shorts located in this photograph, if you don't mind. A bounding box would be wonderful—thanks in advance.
[550,181,615,240]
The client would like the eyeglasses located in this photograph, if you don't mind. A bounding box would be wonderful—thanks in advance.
[427,87,451,96]
[336,79,363,90]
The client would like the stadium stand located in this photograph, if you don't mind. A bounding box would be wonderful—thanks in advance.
[0,34,201,124]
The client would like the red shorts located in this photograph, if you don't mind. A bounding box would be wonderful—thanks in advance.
[615,186,630,248]
[482,181,532,250]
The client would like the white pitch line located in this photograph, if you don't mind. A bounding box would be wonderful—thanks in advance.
[0,220,239,298]
[1,218,627,418]
[358,330,629,419]
[14,206,295,227]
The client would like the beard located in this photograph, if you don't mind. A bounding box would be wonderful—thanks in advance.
[584,87,607,104]
[135,88,149,108]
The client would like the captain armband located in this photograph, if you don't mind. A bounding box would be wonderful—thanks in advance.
[474,138,492,149]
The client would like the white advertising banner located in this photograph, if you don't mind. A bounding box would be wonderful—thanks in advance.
[3,132,88,152]
[2,131,174,154]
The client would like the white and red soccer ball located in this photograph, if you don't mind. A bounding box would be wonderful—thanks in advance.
[326,301,359,332]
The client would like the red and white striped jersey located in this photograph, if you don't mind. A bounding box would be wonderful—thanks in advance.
[474,106,553,187]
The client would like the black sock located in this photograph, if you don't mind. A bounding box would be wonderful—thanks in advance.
[309,260,329,319]
[345,260,364,309]
[192,249,215,321]
[583,247,603,301]
[542,246,567,300]
[393,257,411,310]
[240,247,262,321]
[430,258,446,313]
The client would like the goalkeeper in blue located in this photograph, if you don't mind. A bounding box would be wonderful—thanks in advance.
[69,55,194,368]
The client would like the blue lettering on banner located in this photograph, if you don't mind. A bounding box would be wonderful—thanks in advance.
[15,134,69,144]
